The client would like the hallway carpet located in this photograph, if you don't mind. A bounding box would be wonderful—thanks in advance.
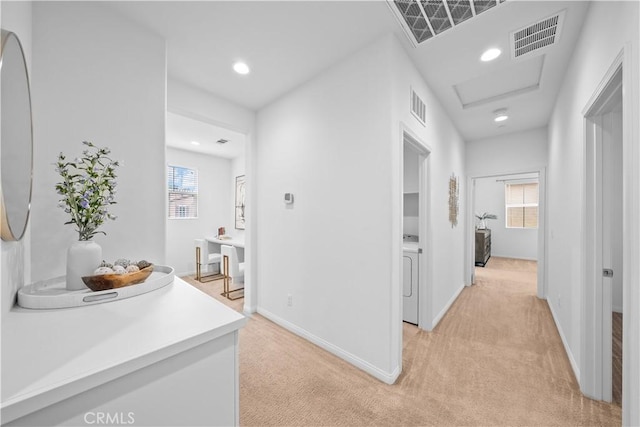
[182,258,621,426]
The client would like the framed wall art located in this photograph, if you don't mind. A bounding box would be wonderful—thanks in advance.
[235,175,246,230]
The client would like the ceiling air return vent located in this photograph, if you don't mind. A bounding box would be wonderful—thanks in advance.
[511,10,565,59]
[411,89,426,125]
[389,0,508,47]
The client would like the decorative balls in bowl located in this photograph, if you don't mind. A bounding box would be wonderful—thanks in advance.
[82,259,154,292]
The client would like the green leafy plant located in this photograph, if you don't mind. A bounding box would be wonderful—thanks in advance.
[475,212,497,229]
[55,141,119,240]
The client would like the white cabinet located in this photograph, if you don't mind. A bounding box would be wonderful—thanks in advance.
[2,279,246,426]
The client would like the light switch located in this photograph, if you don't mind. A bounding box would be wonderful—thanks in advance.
[284,193,294,204]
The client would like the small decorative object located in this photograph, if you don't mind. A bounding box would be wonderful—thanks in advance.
[448,174,459,228]
[137,260,152,269]
[475,212,498,230]
[218,226,226,237]
[82,265,154,292]
[55,141,119,290]
[235,175,246,230]
[126,264,140,273]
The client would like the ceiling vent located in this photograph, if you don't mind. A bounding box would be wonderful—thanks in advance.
[389,0,508,47]
[511,10,565,59]
[411,89,426,125]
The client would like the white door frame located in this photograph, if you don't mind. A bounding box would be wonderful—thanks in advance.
[399,124,433,331]
[581,44,640,426]
[465,167,547,299]
[581,48,627,403]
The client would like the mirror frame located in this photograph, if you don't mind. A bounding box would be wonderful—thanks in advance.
[0,29,34,241]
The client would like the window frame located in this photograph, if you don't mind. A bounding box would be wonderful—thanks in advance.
[504,180,539,229]
[167,164,199,220]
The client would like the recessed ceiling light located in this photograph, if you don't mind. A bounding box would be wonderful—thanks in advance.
[493,109,509,122]
[191,141,200,146]
[217,139,228,144]
[481,48,501,62]
[233,61,250,75]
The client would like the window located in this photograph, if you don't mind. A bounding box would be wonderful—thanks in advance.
[168,165,198,219]
[505,181,538,228]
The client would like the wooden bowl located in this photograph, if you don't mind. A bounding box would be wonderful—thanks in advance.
[82,266,154,292]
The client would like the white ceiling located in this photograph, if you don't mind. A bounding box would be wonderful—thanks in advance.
[166,112,245,159]
[107,1,590,143]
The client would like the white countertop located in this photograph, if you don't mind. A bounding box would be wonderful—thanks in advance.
[205,236,245,248]
[1,277,246,423]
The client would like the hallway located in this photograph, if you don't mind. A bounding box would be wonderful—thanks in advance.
[184,259,621,426]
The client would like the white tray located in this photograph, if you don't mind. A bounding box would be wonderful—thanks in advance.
[17,265,175,309]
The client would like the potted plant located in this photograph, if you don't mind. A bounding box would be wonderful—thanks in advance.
[475,212,497,230]
[55,141,119,290]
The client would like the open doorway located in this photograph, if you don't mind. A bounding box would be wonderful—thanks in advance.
[165,110,247,283]
[582,62,623,405]
[400,127,432,333]
[466,169,546,298]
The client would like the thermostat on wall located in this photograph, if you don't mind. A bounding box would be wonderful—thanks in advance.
[284,193,294,204]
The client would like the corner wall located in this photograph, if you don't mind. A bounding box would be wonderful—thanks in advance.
[256,36,397,381]
[30,2,166,282]
[546,1,639,423]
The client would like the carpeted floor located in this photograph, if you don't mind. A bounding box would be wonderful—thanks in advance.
[182,257,621,426]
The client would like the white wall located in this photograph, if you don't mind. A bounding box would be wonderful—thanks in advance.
[29,2,166,282]
[256,36,396,380]
[1,1,32,318]
[166,148,233,276]
[546,1,639,422]
[474,175,538,260]
[466,127,548,176]
[390,35,467,333]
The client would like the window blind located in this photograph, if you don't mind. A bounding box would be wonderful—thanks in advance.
[505,182,538,228]
[168,165,198,219]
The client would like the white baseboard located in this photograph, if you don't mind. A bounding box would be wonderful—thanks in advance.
[547,300,581,384]
[257,307,400,385]
[492,254,538,261]
[432,284,464,329]
[613,305,623,314]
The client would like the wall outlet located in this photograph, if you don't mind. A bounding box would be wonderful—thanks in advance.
[287,294,293,307]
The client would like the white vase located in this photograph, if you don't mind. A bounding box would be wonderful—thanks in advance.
[66,240,102,291]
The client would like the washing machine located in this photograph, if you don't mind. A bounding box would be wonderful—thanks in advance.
[403,235,419,325]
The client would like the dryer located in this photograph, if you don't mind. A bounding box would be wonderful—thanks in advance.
[403,236,419,325]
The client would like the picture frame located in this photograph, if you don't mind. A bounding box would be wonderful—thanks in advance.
[235,175,246,230]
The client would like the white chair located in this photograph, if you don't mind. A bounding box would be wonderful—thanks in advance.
[221,245,244,299]
[195,239,222,282]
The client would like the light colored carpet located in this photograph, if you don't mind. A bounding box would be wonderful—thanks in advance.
[182,258,621,426]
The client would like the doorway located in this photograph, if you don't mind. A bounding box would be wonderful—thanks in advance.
[165,110,248,281]
[582,62,623,404]
[466,169,546,298]
[400,127,432,331]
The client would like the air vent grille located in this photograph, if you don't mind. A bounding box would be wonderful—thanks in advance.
[446,0,473,26]
[394,0,433,43]
[421,0,452,35]
[512,11,564,58]
[390,0,507,46]
[411,89,426,125]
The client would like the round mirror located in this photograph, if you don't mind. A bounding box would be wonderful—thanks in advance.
[1,30,33,241]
